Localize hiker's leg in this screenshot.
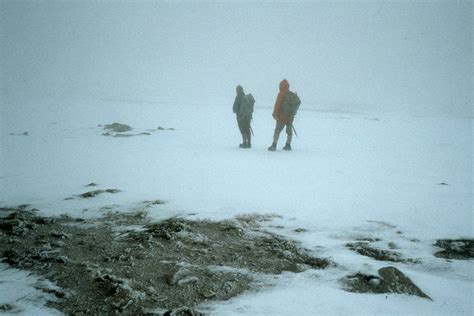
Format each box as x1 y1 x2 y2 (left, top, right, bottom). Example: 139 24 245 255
245 118 251 146
285 122 293 145
237 117 246 143
273 121 284 145
241 118 251 147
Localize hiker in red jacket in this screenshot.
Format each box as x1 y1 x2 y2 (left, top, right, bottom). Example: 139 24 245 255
268 79 300 151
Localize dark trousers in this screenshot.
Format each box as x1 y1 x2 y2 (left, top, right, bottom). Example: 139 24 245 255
273 120 292 145
237 116 251 144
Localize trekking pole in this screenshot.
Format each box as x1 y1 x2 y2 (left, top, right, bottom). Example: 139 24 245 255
292 125 299 139
250 126 254 136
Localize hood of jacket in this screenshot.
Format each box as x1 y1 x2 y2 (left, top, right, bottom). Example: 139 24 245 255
236 85 244 96
279 79 289 92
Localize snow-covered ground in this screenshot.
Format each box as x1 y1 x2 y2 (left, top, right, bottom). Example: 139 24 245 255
1 1 472 314
1 99 472 315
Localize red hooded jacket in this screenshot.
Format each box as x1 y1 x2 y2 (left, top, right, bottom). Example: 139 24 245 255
272 79 293 124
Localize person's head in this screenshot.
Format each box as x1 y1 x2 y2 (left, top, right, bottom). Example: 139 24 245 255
236 85 244 95
279 79 289 92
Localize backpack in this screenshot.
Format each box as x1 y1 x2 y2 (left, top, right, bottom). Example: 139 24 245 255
239 93 255 119
281 91 301 116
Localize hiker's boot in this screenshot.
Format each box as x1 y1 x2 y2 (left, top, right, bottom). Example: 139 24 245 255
240 141 249 149
268 143 277 151
241 134 250 148
239 134 246 148
283 143 292 151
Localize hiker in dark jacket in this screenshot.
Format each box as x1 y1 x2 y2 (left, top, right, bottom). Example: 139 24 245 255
233 85 254 148
268 79 298 151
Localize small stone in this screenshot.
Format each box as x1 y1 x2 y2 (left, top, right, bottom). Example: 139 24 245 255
293 228 307 233
0 303 13 311
177 276 199 286
368 277 381 287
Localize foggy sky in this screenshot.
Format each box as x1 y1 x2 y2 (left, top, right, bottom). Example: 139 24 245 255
1 1 472 117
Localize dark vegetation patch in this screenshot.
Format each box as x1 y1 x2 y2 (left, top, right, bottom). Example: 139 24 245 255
353 236 382 243
346 242 419 263
342 266 431 300
9 131 29 136
366 220 396 229
63 187 122 200
293 228 308 233
434 239 474 260
100 123 175 138
108 132 151 137
0 304 14 312
102 122 132 133
0 206 330 315
142 200 166 206
77 189 121 199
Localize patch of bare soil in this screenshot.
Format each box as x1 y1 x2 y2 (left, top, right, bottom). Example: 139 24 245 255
0 206 330 315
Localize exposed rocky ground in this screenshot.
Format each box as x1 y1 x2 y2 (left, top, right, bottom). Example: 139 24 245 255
63 187 122 201
433 239 474 260
342 266 431 300
1 204 472 315
346 241 420 263
0 206 329 315
100 122 174 138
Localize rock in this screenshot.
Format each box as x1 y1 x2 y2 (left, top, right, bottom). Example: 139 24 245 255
177 276 199 286
51 231 71 239
303 256 331 269
168 267 194 286
343 266 431 300
143 200 165 206
79 189 121 198
293 228 308 233
0 208 16 219
157 127 175 131
103 123 132 133
161 307 204 316
0 221 15 233
34 217 54 224
146 218 189 240
8 131 29 136
113 133 147 138
0 304 13 311
347 242 406 262
378 267 430 299
434 239 474 260
2 249 21 265
387 242 398 249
